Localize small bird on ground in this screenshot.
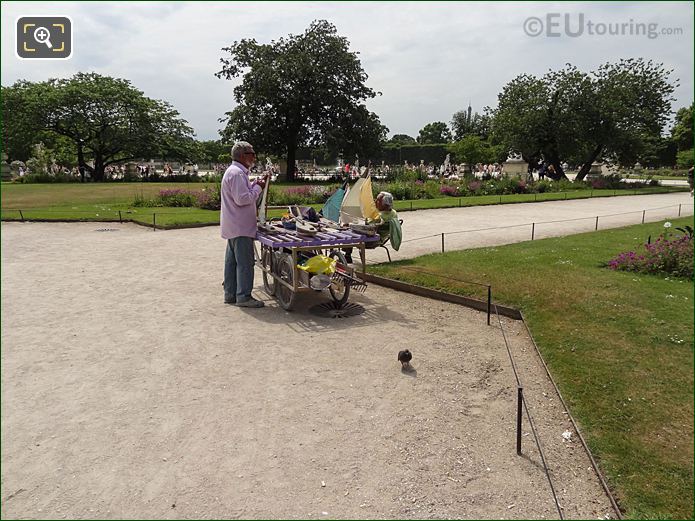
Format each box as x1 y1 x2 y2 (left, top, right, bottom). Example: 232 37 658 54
398 349 413 369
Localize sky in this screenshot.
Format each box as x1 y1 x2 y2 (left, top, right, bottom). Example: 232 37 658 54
2 1 693 141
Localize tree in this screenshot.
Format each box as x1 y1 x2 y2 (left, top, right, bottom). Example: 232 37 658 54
633 135 676 168
451 107 490 140
1 82 41 162
196 139 230 164
676 149 693 169
2 73 196 181
671 103 693 152
448 135 500 170
417 122 452 144
216 20 386 181
490 59 677 181
388 134 417 145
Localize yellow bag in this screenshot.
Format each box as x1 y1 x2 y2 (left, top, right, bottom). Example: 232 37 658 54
297 255 336 275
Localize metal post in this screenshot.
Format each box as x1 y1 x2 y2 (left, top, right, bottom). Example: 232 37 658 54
679 204 682 217
517 387 523 455
441 233 445 253
19 210 24 222
595 216 599 231
642 210 646 224
410 201 413 211
153 213 156 231
487 286 491 326
458 198 461 207
118 210 122 223
564 192 567 200
531 223 535 240
535 193 537 202
499 195 502 204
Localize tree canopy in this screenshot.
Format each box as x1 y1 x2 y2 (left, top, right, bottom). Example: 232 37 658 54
216 20 387 180
448 135 501 169
1 73 196 180
671 103 693 152
490 59 677 180
451 108 490 140
417 121 452 144
388 134 417 145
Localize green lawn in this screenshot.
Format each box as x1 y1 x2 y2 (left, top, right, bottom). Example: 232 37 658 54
368 217 694 520
1 182 686 228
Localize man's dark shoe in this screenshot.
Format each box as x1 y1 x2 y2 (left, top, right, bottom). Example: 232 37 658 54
224 298 236 304
235 297 265 308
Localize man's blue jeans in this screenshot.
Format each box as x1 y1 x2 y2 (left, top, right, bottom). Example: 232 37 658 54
224 237 255 303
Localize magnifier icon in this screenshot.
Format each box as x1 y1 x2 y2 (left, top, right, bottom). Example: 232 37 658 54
33 26 53 49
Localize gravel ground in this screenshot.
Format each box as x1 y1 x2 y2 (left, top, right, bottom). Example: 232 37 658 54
0 218 620 519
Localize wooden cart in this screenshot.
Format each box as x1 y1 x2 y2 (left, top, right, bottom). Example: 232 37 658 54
255 224 379 311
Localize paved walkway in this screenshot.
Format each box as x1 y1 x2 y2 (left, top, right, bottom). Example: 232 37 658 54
365 192 693 264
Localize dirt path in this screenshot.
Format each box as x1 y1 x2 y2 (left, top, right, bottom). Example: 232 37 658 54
1 221 618 519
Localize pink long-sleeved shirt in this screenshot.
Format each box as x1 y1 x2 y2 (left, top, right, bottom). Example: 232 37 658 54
220 161 262 239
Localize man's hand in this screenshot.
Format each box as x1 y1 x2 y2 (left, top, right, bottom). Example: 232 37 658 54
256 174 268 189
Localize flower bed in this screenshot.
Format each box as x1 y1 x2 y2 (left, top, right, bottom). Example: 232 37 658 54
133 186 221 210
130 175 671 212
607 223 694 279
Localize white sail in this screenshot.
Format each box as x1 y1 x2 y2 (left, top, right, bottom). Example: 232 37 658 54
339 175 379 225
258 176 270 225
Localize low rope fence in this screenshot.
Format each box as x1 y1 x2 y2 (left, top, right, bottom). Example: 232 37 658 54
2 197 692 238
396 202 693 254
493 304 565 519
393 186 688 212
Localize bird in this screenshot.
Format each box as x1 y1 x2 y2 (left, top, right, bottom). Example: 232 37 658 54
398 349 413 369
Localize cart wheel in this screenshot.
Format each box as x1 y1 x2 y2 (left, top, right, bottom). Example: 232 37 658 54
275 253 296 311
328 250 350 307
262 247 276 296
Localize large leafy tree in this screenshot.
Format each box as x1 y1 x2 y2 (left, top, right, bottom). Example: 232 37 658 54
216 20 386 181
2 73 195 181
417 121 452 144
491 59 676 180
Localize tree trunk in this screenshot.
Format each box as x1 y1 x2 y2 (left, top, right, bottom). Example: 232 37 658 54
76 143 90 182
575 144 604 182
286 144 297 182
544 151 568 181
92 153 105 182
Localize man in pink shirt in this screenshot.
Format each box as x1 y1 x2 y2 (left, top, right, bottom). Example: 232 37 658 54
221 141 267 308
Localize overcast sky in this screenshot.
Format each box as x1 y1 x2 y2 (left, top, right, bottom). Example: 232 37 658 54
2 1 693 140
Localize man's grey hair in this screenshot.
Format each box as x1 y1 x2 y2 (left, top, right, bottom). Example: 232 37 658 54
378 191 394 210
231 141 254 161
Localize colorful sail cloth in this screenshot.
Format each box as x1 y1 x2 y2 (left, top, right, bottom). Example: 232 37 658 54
340 175 379 225
320 181 348 223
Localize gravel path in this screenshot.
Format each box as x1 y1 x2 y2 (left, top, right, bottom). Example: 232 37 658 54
367 192 693 264
4 192 686 519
